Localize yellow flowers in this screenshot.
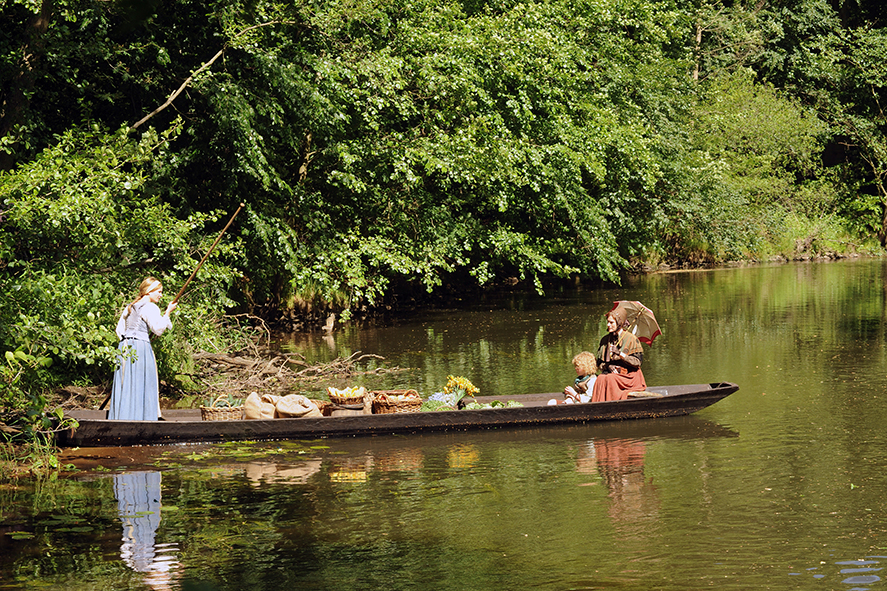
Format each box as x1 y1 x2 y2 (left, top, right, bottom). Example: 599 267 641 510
443 375 479 397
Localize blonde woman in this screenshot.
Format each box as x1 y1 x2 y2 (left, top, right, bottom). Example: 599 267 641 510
109 277 177 420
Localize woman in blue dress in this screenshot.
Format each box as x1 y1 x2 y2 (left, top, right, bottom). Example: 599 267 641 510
109 277 177 421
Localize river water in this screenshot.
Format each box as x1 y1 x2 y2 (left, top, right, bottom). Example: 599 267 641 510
3 259 887 590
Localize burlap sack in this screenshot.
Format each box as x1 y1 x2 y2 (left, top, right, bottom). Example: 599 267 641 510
275 394 323 418
243 392 276 420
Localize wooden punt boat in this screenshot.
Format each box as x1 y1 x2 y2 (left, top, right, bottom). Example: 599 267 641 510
57 382 738 447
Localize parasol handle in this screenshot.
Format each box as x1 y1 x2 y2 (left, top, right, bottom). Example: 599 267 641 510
172 202 245 305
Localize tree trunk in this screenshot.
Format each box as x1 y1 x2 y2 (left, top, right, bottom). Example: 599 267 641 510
879 186 887 248
693 20 702 82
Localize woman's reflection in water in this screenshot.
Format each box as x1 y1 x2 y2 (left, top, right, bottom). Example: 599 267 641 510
114 471 180 590
576 438 660 529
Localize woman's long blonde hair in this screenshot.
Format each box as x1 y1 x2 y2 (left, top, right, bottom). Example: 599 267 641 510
122 277 163 318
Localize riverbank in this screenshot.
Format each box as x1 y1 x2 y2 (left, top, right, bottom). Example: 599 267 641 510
273 249 884 332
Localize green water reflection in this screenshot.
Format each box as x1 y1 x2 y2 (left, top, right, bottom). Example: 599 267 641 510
4 259 887 590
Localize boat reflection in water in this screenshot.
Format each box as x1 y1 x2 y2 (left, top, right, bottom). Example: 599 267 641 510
113 471 180 590
243 460 323 486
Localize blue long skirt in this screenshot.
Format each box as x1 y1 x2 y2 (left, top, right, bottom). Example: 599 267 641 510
109 339 160 421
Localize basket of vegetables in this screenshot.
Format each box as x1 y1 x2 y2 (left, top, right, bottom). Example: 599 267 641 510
200 393 244 421
371 390 422 414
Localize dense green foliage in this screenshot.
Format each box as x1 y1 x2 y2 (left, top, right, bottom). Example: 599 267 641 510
2 0 887 433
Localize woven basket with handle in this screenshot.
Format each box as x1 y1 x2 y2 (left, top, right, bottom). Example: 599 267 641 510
371 390 422 414
200 393 244 421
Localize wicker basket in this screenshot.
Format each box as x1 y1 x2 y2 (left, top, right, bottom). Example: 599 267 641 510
311 399 334 416
372 389 423 414
328 394 365 406
327 386 367 406
200 405 244 421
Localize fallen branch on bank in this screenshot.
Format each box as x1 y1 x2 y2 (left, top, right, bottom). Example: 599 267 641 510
184 349 405 400
51 349 406 412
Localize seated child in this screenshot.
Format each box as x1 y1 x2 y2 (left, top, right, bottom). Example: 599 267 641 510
564 351 597 403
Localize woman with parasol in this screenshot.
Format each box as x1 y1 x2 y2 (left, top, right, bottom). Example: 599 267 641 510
591 306 647 402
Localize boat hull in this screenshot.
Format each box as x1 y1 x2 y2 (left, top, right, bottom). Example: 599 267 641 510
58 382 738 447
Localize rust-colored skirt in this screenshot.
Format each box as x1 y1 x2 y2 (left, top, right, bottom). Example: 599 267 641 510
591 369 646 402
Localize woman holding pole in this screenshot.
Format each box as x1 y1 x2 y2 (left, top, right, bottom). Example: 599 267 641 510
106 203 244 420
108 277 177 421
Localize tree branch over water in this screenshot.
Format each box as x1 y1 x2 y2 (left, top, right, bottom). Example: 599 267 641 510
131 20 288 130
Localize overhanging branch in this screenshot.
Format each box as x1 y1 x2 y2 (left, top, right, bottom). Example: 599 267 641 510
131 20 286 131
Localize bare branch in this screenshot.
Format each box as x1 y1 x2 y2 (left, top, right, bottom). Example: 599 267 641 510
131 20 288 130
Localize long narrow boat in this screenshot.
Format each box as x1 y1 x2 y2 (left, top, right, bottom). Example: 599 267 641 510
58 382 738 447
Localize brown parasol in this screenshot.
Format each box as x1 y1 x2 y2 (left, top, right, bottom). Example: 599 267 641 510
609 300 662 345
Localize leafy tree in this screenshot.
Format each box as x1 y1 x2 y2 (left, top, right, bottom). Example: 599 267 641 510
810 29 887 245
692 70 826 209
659 68 840 262
689 0 769 82
0 0 884 442
0 123 242 430
157 0 696 307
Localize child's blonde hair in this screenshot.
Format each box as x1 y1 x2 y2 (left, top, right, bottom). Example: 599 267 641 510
572 351 597 375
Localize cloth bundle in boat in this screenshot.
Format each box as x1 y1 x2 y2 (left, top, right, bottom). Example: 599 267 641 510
276 394 322 418
244 392 322 419
244 392 276 419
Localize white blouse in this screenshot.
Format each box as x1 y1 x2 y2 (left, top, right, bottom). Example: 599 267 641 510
115 300 172 341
